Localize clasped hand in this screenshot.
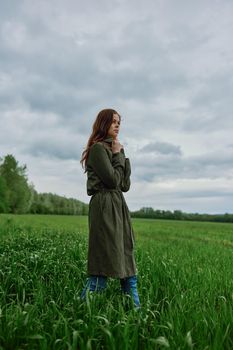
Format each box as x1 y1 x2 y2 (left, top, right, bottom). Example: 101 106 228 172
112 139 123 154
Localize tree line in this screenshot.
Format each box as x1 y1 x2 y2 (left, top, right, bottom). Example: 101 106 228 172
131 207 233 223
0 154 88 215
1 154 232 222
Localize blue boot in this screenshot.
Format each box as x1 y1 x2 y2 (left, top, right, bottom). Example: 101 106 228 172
81 275 107 299
120 275 140 308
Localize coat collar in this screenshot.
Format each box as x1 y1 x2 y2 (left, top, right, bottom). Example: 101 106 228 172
103 136 113 144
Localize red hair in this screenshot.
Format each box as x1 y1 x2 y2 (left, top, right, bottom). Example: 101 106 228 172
80 108 121 170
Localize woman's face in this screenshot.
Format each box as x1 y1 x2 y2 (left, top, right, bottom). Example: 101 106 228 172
107 113 121 139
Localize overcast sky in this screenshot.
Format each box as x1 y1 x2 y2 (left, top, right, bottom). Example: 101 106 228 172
0 0 233 213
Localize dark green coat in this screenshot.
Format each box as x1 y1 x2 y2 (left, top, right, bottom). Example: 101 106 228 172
86 136 137 278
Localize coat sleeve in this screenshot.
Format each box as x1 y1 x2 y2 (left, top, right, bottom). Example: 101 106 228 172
121 157 131 192
88 143 125 188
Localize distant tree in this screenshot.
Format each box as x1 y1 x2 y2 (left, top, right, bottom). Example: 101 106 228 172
173 210 183 220
0 154 32 213
0 175 8 213
131 207 233 223
28 190 88 215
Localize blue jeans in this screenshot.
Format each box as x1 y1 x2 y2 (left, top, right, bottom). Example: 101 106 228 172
81 275 140 307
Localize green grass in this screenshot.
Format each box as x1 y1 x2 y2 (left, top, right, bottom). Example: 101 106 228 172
0 214 233 349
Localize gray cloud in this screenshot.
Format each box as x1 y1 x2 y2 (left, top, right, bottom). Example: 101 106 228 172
140 142 182 155
23 137 81 161
132 148 233 182
0 0 233 212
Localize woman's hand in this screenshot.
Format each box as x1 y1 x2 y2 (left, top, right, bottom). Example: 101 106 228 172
112 139 123 154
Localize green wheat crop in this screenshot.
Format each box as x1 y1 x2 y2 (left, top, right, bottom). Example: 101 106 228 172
0 214 232 349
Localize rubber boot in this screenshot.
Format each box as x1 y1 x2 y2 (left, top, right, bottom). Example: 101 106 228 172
81 275 107 299
120 275 140 308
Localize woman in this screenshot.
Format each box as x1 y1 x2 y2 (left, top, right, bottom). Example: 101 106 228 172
80 108 140 308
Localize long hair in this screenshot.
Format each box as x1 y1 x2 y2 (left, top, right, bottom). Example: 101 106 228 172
80 108 121 170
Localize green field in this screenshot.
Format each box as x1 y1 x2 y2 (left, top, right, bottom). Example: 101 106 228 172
0 214 232 349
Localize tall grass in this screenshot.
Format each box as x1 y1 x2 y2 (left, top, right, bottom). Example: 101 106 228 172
0 214 232 349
